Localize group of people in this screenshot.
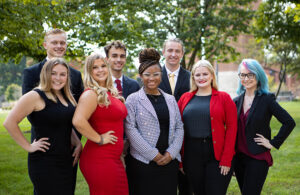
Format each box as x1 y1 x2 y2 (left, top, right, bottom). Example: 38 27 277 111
3 28 295 195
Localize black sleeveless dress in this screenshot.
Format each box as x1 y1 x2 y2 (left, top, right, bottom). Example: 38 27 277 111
27 89 75 195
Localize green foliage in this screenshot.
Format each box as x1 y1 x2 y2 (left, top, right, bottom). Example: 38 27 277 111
1 0 257 71
0 56 26 94
5 83 21 101
107 0 256 70
254 1 300 44
253 0 300 84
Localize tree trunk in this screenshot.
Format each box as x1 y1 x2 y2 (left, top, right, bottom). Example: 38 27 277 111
275 61 287 99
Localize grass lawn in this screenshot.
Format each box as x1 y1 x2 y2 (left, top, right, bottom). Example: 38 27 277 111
0 102 299 194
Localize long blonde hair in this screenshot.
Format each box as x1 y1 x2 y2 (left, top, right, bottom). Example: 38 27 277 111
84 53 124 107
190 60 218 92
38 58 76 106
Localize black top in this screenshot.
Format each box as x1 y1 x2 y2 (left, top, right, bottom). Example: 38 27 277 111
28 89 75 156
147 94 170 153
183 95 212 138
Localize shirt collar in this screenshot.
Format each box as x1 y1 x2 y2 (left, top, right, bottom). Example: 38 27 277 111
165 66 180 76
112 75 123 83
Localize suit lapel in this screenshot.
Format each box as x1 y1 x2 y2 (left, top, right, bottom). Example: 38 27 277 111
161 66 172 94
139 89 158 119
122 75 129 98
38 59 47 73
174 67 184 96
236 93 245 117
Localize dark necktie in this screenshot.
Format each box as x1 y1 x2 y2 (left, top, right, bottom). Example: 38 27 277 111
115 79 123 95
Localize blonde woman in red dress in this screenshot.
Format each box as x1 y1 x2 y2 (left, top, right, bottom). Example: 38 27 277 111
73 53 128 195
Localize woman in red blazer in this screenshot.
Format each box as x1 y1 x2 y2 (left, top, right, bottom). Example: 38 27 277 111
178 60 237 195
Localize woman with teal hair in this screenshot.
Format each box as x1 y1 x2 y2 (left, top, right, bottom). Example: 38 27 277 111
233 59 295 195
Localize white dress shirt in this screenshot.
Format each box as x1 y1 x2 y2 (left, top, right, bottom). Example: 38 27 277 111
165 66 180 86
112 75 123 88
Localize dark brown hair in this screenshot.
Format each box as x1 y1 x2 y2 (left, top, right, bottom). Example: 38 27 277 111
138 48 161 74
104 40 127 57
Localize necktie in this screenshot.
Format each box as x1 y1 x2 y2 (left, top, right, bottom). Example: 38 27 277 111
169 73 175 95
115 79 123 95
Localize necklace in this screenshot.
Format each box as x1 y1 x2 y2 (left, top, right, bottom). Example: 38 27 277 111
244 95 254 108
147 94 161 102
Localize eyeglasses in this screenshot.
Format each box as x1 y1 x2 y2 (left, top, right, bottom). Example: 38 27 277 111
238 73 255 80
142 72 162 78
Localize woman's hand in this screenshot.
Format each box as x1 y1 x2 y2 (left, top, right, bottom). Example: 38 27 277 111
101 131 118 145
179 167 185 175
153 153 164 163
29 138 50 153
254 133 273 149
219 166 230 175
72 142 82 166
157 152 172 166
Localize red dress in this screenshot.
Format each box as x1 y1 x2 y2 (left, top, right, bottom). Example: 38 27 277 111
79 91 128 195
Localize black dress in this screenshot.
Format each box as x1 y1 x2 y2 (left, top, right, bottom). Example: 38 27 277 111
27 89 75 195
127 94 179 195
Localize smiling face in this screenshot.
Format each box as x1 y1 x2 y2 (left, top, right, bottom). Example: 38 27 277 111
240 65 257 91
140 65 162 93
162 41 184 69
193 66 213 90
51 64 68 92
106 47 126 74
43 33 67 59
91 59 108 87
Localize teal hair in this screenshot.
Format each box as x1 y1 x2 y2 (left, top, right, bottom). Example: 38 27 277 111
237 59 269 95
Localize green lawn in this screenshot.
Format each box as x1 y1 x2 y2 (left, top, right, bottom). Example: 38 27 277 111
0 102 299 194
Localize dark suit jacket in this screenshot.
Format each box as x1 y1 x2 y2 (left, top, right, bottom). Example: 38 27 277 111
122 75 140 100
234 92 295 155
159 66 191 102
22 59 84 102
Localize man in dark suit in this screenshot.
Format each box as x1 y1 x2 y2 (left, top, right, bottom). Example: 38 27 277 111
159 38 190 102
159 38 192 195
104 40 140 100
22 28 84 194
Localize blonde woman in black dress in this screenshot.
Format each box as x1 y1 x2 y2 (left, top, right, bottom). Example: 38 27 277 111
4 58 82 195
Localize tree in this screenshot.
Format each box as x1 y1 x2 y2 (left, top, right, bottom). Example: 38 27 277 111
1 0 257 71
266 41 299 97
5 83 21 101
254 0 300 45
97 0 257 70
253 0 300 97
0 0 89 62
0 56 26 94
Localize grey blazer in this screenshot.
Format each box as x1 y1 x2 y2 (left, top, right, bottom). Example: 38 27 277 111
125 88 184 164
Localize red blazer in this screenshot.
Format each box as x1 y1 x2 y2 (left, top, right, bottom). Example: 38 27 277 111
178 89 237 167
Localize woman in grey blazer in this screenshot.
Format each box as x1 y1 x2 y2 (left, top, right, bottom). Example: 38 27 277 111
125 48 184 195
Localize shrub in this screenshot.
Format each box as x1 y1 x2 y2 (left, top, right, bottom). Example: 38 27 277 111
5 84 21 102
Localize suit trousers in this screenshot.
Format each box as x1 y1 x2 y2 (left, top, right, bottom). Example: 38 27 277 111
233 153 269 195
184 137 233 195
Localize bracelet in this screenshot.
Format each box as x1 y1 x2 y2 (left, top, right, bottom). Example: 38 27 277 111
97 134 103 145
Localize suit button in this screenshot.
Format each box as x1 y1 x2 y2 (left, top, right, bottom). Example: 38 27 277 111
212 129 214 132
211 117 213 120
213 141 216 144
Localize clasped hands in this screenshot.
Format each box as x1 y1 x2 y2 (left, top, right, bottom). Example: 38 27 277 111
153 152 172 166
